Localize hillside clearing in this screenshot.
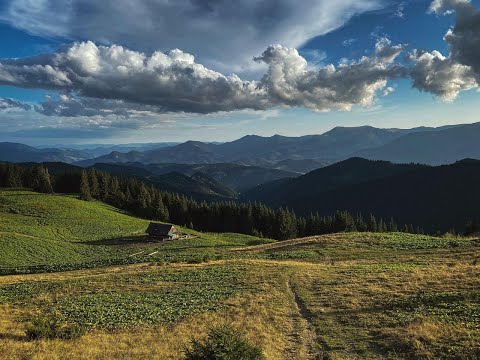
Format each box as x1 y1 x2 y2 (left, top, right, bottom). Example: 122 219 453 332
0 189 479 359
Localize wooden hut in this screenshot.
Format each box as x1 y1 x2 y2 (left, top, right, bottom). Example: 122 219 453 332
146 223 179 240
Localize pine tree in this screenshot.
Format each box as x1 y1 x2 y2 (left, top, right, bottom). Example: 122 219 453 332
31 166 53 193
355 213 367 232
388 217 398 232
345 212 357 232
88 170 100 197
367 214 378 232
80 170 92 201
99 173 111 200
5 164 23 188
404 224 415 234
154 196 170 222
274 208 297 240
377 218 386 233
297 217 307 237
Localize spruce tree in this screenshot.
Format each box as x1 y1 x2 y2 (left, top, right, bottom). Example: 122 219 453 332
377 218 386 233
274 208 297 240
31 166 53 193
6 164 23 188
388 217 398 232
367 214 378 232
80 170 92 201
355 213 367 232
88 170 100 197
155 197 170 222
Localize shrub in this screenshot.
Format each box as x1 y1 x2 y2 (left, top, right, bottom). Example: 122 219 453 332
184 324 263 360
26 313 85 340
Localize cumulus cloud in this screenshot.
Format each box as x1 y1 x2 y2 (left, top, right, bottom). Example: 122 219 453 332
255 38 405 111
408 0 480 99
0 42 267 113
0 97 31 111
0 0 383 74
407 50 477 101
0 39 405 115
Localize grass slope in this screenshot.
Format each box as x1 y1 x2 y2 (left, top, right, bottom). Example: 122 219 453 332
0 189 479 359
0 189 272 272
0 189 149 269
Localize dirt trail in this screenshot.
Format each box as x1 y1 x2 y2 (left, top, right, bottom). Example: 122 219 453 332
288 279 324 360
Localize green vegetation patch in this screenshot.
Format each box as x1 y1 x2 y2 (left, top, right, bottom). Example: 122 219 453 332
391 291 480 327
0 189 273 273
0 265 247 330
257 250 320 260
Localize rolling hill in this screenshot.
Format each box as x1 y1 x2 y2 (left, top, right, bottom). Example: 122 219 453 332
16 162 239 201
92 162 296 192
152 171 238 199
244 158 480 232
267 158 329 173
0 189 148 269
243 158 426 205
0 189 268 272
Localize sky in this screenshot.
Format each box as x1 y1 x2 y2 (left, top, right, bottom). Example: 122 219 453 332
0 0 480 145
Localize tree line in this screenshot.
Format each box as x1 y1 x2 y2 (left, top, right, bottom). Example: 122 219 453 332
0 163 426 239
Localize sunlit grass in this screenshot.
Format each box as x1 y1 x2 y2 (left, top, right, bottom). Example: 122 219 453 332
1 189 479 359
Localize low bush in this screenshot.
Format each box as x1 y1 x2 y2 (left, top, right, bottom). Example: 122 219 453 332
25 313 85 340
184 324 263 360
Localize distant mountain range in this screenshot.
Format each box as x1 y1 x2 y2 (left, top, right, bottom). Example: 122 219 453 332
0 142 89 163
76 125 431 168
244 157 480 232
0 142 183 164
2 122 480 174
354 122 480 165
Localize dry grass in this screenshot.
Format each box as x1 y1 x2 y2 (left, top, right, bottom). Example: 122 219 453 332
1 232 479 359
0 261 307 360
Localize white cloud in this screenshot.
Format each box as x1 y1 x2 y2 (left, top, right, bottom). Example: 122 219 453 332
408 0 480 99
0 42 268 113
0 0 383 74
428 0 470 14
255 38 405 111
408 50 477 101
0 39 405 115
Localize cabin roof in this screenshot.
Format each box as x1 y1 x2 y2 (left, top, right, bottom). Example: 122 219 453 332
147 222 176 234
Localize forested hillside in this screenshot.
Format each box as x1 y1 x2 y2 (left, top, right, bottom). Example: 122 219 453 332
0 162 421 240
246 158 480 233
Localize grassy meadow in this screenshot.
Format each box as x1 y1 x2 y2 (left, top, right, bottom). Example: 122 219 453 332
0 189 479 359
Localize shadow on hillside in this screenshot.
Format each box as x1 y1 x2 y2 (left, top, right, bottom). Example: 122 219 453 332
81 234 198 247
81 235 158 246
